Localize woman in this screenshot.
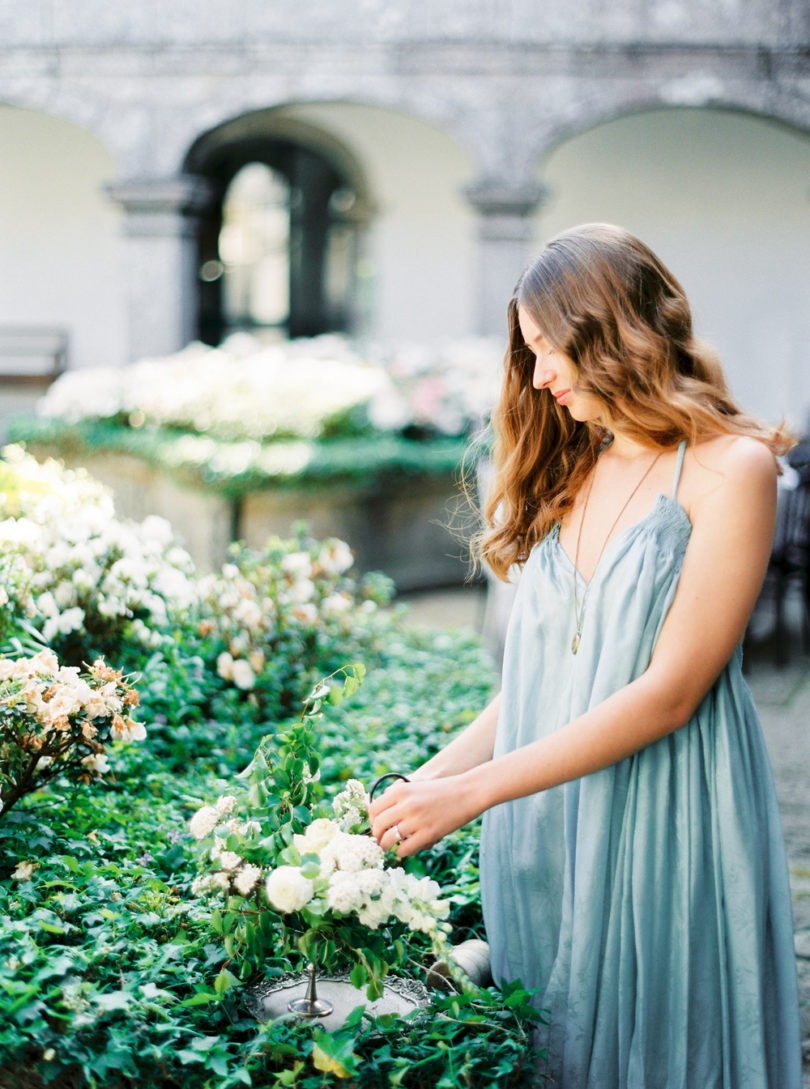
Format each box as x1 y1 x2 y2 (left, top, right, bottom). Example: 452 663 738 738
369 224 802 1088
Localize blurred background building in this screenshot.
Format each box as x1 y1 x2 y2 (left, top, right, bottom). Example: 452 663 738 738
0 0 808 427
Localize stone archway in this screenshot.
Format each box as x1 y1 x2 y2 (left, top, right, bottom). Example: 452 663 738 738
184 109 375 344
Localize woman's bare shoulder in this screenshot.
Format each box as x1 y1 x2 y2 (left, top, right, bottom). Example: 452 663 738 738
682 434 777 513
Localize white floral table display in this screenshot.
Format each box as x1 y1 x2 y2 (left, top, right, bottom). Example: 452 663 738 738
189 666 453 1007
36 333 502 443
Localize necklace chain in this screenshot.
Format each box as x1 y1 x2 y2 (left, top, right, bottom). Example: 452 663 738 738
571 450 662 654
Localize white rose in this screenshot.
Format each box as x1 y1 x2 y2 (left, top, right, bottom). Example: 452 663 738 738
233 598 262 629
293 817 339 855
265 866 314 913
321 592 352 617
318 540 353 576
286 578 316 604
290 603 318 625
216 652 234 681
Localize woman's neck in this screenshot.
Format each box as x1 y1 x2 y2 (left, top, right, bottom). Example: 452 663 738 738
602 429 659 460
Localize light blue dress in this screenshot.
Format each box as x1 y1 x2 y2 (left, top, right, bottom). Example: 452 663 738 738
479 442 802 1088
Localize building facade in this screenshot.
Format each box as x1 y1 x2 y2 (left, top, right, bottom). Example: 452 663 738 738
0 0 809 426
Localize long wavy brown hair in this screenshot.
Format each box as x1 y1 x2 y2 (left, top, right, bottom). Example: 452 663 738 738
479 223 791 581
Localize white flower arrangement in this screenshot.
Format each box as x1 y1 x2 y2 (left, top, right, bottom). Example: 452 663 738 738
36 333 502 441
190 775 451 949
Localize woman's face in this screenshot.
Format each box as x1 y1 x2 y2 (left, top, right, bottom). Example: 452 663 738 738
517 306 607 425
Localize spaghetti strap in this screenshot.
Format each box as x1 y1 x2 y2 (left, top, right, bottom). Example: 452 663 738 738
671 440 687 500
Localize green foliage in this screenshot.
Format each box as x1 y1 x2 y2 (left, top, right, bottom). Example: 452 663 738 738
7 416 469 498
0 630 543 1089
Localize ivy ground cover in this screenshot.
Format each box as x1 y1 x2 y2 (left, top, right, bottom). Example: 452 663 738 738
0 448 541 1089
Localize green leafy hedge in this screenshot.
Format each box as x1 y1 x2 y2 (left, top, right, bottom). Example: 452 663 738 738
6 417 473 499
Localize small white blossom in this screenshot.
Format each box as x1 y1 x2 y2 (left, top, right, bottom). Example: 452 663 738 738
230 658 256 690
81 752 111 775
12 860 36 881
233 864 262 896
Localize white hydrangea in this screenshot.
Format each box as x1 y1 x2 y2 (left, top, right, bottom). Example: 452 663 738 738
319 831 384 874
325 870 363 914
233 864 262 897
215 794 238 816
189 805 220 841
216 850 243 872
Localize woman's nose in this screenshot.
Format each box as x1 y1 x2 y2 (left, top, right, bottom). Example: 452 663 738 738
533 360 555 390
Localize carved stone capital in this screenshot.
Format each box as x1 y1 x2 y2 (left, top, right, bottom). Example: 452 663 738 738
463 181 550 219
105 175 215 236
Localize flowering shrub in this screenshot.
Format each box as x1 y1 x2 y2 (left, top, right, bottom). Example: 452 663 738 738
189 667 452 998
0 445 196 664
196 533 392 713
0 649 143 817
36 333 501 442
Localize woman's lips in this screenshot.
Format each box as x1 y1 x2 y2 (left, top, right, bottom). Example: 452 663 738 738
553 389 571 405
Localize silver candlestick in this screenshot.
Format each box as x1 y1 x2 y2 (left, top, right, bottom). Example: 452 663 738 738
287 961 334 1018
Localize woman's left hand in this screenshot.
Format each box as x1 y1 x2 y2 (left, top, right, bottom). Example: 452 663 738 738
368 773 482 858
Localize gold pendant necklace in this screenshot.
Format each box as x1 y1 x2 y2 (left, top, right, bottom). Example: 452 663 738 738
571 450 662 654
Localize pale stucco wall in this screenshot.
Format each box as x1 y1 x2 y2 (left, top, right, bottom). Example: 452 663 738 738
535 109 810 430
277 103 477 344
0 105 125 370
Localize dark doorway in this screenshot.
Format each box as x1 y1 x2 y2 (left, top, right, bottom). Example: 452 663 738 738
191 135 361 346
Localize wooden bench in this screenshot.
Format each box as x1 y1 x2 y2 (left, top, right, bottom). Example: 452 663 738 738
0 326 68 385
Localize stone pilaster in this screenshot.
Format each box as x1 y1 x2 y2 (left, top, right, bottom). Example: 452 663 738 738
105 175 213 361
464 182 548 336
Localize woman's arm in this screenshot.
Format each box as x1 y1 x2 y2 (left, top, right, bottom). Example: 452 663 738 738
370 436 777 856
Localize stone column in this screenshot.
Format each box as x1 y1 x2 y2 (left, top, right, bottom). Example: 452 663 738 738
464 182 548 336
105 175 213 361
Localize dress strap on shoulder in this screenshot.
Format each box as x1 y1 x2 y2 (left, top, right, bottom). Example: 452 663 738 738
672 439 687 500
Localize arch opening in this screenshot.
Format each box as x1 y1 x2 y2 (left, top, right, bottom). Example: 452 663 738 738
185 110 372 344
